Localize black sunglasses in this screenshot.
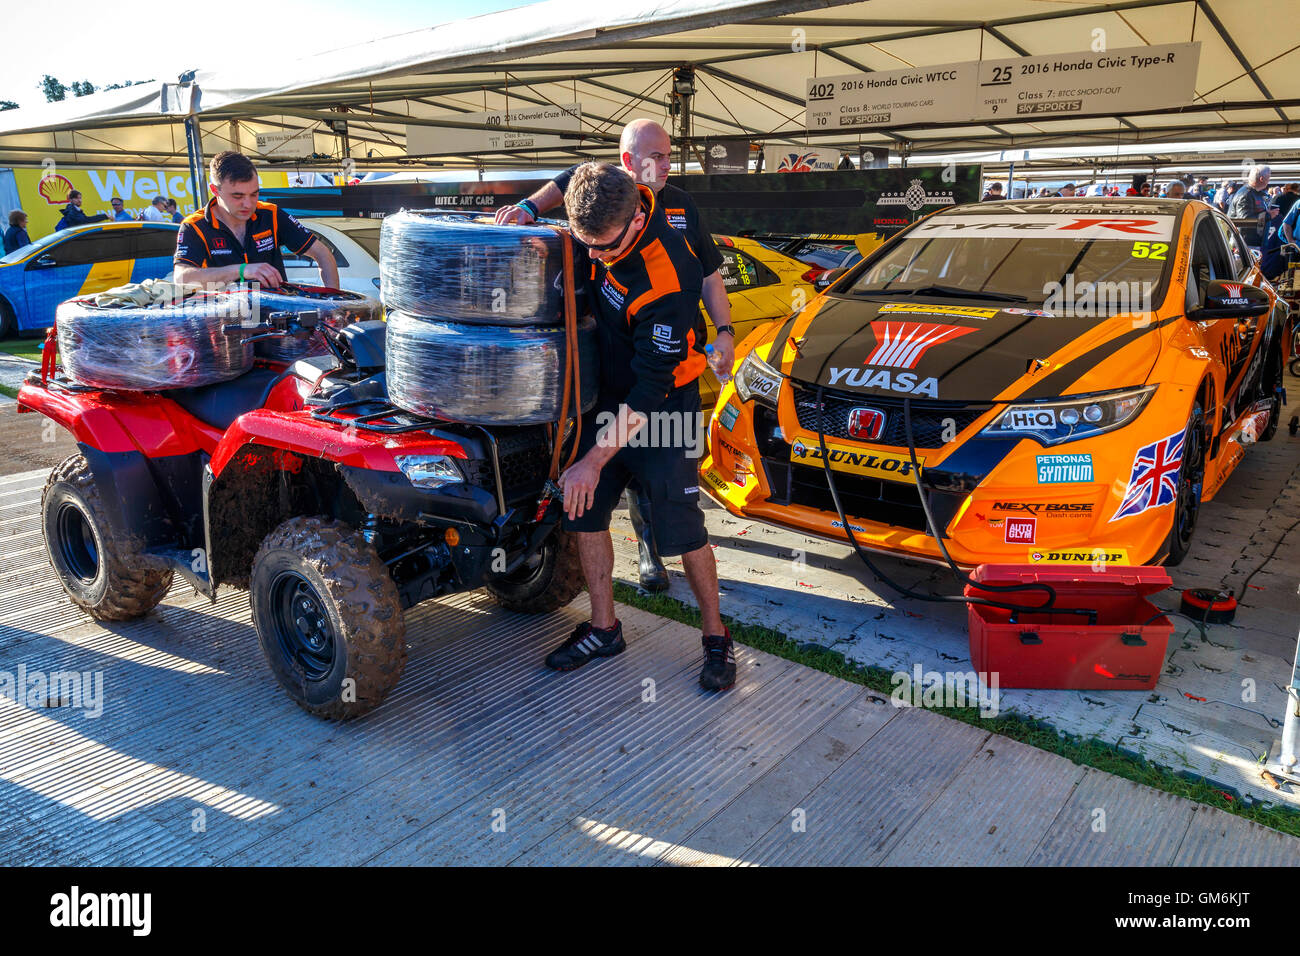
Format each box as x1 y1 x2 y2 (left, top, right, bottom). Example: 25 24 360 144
576 206 639 252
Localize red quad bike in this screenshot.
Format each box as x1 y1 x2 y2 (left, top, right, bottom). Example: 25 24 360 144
18 302 584 719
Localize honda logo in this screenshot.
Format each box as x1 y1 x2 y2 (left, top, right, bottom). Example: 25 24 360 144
847 407 886 441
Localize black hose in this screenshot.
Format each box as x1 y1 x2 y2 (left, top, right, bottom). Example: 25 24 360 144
812 385 1089 618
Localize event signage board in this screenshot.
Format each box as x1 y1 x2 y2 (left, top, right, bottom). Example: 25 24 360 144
407 103 582 156
12 167 293 237
762 146 842 172
255 129 317 158
704 138 751 174
806 42 1200 129
672 165 982 236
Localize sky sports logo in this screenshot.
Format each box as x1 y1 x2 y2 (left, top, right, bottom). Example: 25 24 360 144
1037 453 1093 483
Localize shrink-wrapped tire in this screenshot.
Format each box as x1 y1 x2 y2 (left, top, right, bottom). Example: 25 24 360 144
249 284 381 361
386 311 598 425
56 293 254 390
380 212 563 325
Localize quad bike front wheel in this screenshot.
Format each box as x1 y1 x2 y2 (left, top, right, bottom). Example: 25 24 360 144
250 517 406 719
41 454 174 620
484 527 584 614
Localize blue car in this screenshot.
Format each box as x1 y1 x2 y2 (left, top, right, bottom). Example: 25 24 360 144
0 221 179 337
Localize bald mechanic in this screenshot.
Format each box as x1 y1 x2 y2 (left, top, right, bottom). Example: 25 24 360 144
496 119 734 594
174 150 339 290
544 162 736 691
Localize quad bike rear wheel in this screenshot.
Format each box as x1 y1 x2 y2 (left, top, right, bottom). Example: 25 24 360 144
41 454 174 620
250 517 406 719
484 527 584 614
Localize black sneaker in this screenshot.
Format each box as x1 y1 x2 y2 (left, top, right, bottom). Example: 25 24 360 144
700 628 736 691
545 620 626 671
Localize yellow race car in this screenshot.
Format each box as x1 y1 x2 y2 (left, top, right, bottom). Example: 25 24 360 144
699 235 815 410
702 198 1286 568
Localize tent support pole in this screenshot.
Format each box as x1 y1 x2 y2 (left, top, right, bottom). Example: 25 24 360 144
185 115 205 214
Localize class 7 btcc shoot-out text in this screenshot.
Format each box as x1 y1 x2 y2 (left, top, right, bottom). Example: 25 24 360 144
699 197 1286 568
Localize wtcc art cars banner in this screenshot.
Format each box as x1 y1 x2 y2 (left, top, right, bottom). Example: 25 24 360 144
672 165 982 237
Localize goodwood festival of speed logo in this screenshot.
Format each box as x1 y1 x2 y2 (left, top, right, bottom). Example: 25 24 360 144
877 178 957 213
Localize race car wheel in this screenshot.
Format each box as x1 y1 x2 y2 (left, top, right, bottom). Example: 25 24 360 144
0 298 16 339
484 528 584 613
42 455 174 620
1164 404 1206 567
250 517 406 719
1258 343 1284 442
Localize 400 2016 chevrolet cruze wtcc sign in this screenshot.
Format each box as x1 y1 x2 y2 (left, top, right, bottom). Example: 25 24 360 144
700 198 1286 568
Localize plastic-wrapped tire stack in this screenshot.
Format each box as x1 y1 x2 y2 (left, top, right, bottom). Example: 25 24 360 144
56 291 255 390
250 284 380 362
380 212 597 426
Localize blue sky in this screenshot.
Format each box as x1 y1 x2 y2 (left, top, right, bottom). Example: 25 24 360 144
0 0 544 108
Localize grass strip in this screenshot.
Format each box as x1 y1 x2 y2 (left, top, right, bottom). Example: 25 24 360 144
0 342 42 363
612 579 1300 840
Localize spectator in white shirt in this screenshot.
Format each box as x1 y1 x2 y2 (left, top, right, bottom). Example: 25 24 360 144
138 196 170 222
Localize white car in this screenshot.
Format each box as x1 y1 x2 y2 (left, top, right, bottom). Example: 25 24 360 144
289 217 382 297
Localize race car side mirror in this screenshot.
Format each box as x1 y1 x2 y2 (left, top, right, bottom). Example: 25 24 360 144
814 266 849 292
1189 280 1271 320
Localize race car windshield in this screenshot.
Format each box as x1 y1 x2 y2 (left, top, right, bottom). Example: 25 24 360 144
849 215 1176 309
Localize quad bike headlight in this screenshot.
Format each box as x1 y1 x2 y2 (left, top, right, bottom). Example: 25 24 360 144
979 386 1155 446
395 454 463 489
734 348 783 409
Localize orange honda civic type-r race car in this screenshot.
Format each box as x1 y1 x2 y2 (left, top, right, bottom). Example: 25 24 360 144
701 198 1288 569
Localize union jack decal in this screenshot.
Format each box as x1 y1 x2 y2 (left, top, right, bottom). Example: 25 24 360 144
1110 428 1186 522
865 322 976 370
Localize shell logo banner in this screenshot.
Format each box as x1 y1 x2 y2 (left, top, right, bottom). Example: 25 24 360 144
13 167 293 238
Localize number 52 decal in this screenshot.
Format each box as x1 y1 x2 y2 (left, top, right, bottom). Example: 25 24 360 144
1131 241 1168 260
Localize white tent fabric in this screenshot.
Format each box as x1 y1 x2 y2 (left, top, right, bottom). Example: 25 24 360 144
0 0 1294 169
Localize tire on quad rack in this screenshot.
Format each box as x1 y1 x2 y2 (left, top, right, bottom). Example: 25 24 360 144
250 516 406 719
41 454 174 620
484 528 585 614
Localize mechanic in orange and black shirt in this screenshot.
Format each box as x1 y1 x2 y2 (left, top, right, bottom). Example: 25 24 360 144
173 150 338 290
544 162 737 692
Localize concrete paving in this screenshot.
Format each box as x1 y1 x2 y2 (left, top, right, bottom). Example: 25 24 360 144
0 465 1297 865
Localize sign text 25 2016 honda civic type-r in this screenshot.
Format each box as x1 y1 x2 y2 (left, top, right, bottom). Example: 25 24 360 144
701 198 1286 568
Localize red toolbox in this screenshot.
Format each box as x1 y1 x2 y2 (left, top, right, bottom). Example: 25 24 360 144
964 564 1174 690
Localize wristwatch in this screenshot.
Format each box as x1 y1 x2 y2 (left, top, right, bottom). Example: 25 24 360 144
715 324 735 336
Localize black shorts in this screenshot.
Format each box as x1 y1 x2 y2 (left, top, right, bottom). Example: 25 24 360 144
562 385 708 557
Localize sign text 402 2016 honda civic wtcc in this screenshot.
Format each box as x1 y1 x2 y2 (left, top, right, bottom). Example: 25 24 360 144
701 199 1287 568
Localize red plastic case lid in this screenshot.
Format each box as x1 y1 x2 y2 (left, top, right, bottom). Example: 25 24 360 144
967 563 1172 598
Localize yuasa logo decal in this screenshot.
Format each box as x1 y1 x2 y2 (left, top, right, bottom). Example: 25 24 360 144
865 322 975 369
1110 428 1185 521
825 367 939 397
1004 516 1036 543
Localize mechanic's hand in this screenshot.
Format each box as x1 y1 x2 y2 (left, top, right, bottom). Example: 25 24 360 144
709 331 735 379
243 262 283 289
494 204 536 226
559 457 600 520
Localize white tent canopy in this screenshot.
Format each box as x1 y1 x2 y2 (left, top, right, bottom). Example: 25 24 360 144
0 0 1295 171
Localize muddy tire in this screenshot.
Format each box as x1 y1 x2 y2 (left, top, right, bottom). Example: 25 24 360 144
1163 404 1206 567
484 527 584 613
42 455 173 620
250 517 406 720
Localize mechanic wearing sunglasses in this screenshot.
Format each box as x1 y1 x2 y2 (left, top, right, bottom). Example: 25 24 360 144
497 119 733 594
544 162 736 692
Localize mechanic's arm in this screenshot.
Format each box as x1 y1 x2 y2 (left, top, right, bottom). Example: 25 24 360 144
173 261 283 288
495 181 564 225
302 241 339 289
701 269 734 376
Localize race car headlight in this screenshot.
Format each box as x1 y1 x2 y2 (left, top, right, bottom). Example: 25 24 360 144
395 454 463 489
979 386 1155 446
734 349 783 408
